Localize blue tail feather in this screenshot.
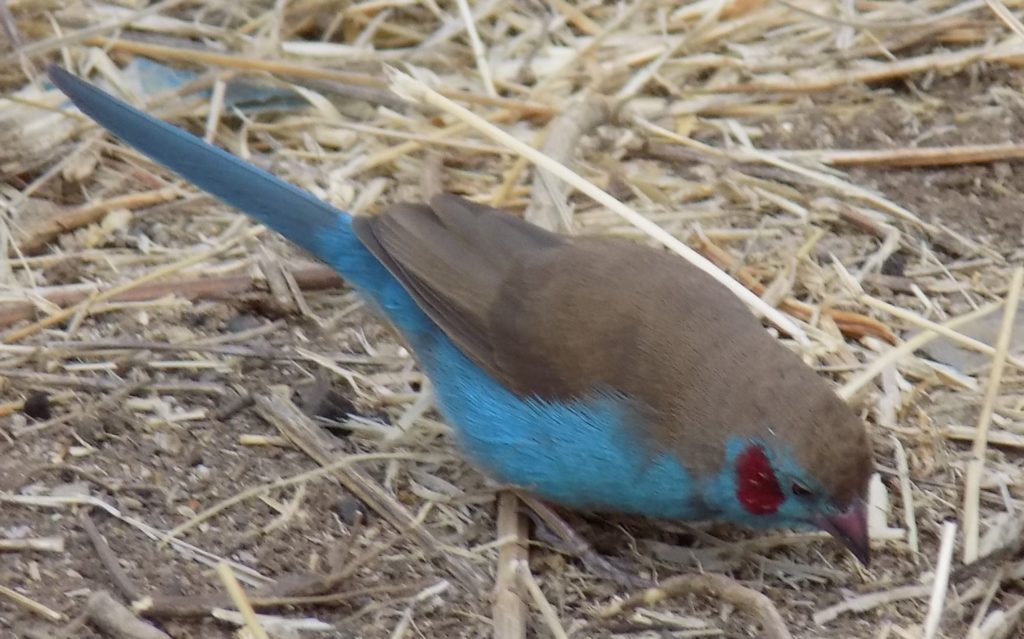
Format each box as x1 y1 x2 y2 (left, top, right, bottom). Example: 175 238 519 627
47 65 433 337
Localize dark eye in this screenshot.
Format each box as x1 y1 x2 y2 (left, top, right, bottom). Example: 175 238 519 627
791 482 813 498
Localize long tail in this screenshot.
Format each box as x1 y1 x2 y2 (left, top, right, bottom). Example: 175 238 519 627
48 65 428 333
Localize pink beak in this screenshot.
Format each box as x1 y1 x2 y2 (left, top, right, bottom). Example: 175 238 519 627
813 499 870 565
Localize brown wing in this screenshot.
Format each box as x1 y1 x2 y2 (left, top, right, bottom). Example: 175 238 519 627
352 194 565 378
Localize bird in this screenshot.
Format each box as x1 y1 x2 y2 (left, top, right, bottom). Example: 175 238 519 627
48 65 873 564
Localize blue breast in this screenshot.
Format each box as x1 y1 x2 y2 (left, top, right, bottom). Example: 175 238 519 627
422 337 702 518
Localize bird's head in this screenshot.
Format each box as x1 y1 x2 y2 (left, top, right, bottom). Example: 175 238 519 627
683 346 875 564
724 438 871 564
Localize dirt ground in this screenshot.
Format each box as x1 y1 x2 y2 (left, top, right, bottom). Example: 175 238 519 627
764 68 1024 253
3 10 1024 639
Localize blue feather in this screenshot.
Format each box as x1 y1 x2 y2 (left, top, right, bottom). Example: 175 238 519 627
49 66 416 333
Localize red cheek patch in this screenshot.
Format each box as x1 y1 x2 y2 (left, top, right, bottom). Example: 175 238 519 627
736 445 784 515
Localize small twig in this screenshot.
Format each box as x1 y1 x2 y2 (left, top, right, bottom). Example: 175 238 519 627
299 77 410 111
985 0 1024 38
239 434 291 447
530 0 654 94
967 566 1006 637
86 591 170 639
81 511 143 601
0 536 64 553
46 612 90 639
43 339 286 361
257 253 299 314
526 97 613 232
420 151 445 199
515 561 569 639
923 521 958 639
3 227 260 343
145 529 411 616
79 36 555 117
493 492 527 639
455 0 496 96
137 583 426 618
813 584 933 625
859 295 1024 372
517 491 643 587
771 142 1024 168
389 605 415 639
216 562 269 639
0 0 25 47
0 584 62 622
976 596 1024 638
0 494 270 588
635 114 996 260
158 448 426 544
942 425 1024 450
838 302 1004 401
0 398 26 418
598 573 793 639
212 608 333 635
13 188 181 255
547 0 600 34
208 390 256 420
0 263 343 330
891 437 919 557
202 77 226 144
317 531 412 596
711 39 1024 95
963 267 1024 564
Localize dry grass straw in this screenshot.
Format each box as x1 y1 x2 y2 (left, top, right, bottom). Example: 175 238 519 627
923 521 958 639
0 536 64 553
3 0 1024 638
961 267 1024 564
514 561 570 639
0 584 63 622
493 492 528 639
216 561 270 639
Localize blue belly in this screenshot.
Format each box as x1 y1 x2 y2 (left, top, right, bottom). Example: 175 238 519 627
416 334 700 518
